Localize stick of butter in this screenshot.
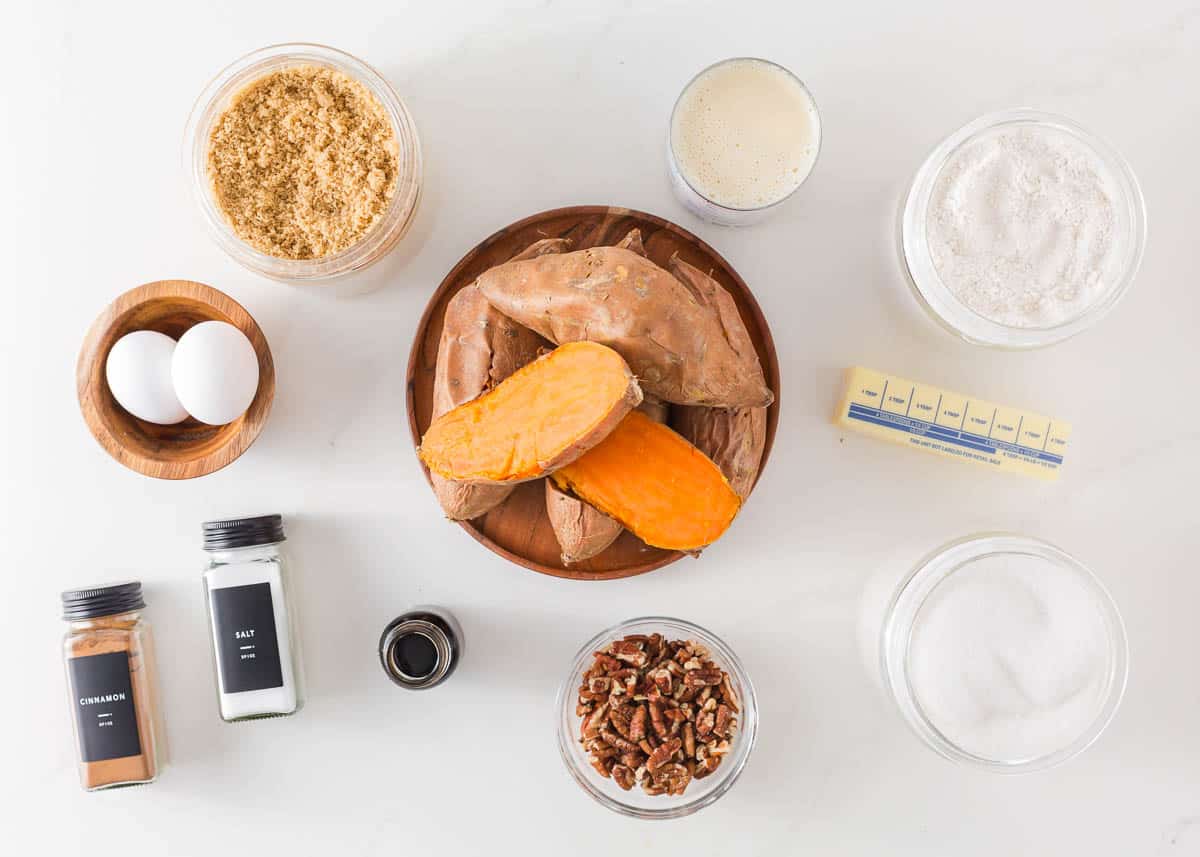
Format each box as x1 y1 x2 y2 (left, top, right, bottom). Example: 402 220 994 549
835 367 1071 480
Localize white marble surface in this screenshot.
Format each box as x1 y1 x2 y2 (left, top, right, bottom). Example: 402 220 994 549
4 0 1200 852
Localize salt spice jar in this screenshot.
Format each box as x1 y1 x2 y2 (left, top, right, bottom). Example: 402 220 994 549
61 581 165 790
201 515 305 721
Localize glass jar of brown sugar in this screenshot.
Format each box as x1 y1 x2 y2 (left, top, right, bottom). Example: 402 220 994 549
61 581 165 790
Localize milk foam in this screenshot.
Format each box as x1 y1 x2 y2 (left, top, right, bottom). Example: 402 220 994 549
670 59 819 210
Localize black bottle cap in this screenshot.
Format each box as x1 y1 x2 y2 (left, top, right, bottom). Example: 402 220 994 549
202 515 285 551
61 580 145 620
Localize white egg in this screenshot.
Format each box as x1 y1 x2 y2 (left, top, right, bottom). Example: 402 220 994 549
172 321 260 425
105 331 190 425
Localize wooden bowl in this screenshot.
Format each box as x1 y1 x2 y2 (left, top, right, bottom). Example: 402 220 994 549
406 206 780 580
77 280 275 480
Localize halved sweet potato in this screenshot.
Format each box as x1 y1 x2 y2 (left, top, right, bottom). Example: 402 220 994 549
546 395 670 564
420 341 642 484
551 410 741 551
428 238 567 519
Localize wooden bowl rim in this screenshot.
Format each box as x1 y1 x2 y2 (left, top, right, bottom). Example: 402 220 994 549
406 205 780 581
76 279 275 480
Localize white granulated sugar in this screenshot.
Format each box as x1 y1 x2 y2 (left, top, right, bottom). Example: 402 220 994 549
926 125 1122 328
907 554 1110 762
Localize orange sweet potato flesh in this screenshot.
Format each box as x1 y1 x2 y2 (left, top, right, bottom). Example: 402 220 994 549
546 396 669 564
551 410 741 551
420 341 642 484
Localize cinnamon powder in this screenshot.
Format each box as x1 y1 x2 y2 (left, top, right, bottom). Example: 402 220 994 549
66 615 160 789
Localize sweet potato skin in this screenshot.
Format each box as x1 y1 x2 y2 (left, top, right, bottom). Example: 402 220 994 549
551 410 741 552
544 480 621 564
429 238 568 519
420 342 643 484
672 406 766 499
475 246 773 408
546 396 669 564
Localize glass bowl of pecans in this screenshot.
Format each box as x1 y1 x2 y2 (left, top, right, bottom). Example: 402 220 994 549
555 617 758 819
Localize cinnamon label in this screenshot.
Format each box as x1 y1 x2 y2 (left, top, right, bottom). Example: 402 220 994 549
68 651 142 762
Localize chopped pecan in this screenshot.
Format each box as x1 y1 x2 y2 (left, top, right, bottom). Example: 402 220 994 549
619 751 645 769
609 703 633 739
683 722 696 758
592 652 621 672
647 737 682 773
581 701 609 740
588 676 612 694
648 701 667 738
576 634 738 800
684 668 724 688
629 704 648 742
600 728 640 753
654 762 692 796
720 674 740 713
714 704 733 737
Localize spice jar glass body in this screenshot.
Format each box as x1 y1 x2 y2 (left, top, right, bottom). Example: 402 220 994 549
61 583 165 791
202 516 305 721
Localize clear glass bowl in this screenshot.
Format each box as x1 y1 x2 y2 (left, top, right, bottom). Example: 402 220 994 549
555 617 758 819
183 43 423 283
881 534 1129 773
898 109 1146 348
666 57 821 226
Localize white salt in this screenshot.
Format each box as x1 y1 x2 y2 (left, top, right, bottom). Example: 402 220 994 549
907 553 1110 762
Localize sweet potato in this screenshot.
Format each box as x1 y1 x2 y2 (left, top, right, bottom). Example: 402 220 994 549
475 246 773 408
551 410 741 552
672 406 766 499
420 342 642 484
428 238 567 519
543 230 659 564
666 255 768 499
546 396 669 564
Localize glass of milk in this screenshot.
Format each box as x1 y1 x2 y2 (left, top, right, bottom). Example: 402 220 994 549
668 58 821 226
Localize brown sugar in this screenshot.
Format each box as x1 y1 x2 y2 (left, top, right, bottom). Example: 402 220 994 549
206 65 400 260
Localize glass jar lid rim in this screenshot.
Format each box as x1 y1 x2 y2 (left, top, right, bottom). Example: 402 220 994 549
62 580 145 620
202 514 286 550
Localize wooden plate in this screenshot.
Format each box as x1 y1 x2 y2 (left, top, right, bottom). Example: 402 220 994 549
406 206 780 580
77 280 275 480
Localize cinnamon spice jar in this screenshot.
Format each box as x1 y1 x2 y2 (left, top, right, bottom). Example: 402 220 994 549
61 581 164 790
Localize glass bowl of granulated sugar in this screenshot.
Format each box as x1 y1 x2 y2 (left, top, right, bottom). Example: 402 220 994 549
898 109 1146 349
882 534 1129 773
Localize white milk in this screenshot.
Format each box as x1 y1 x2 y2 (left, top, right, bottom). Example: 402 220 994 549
907 553 1111 762
670 59 820 217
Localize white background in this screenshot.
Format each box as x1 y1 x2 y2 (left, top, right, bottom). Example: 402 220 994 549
3 0 1199 853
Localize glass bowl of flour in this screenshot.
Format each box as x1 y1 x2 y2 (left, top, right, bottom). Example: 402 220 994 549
899 110 1146 348
881 535 1128 773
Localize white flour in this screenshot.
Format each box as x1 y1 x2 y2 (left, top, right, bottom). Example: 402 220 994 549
926 125 1122 328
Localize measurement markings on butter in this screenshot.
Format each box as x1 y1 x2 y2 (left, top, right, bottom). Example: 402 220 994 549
836 367 1071 480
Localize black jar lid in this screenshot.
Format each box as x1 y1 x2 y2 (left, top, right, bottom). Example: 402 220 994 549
61 580 145 620
202 514 285 551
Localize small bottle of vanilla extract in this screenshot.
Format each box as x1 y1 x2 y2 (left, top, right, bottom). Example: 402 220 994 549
378 607 463 690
